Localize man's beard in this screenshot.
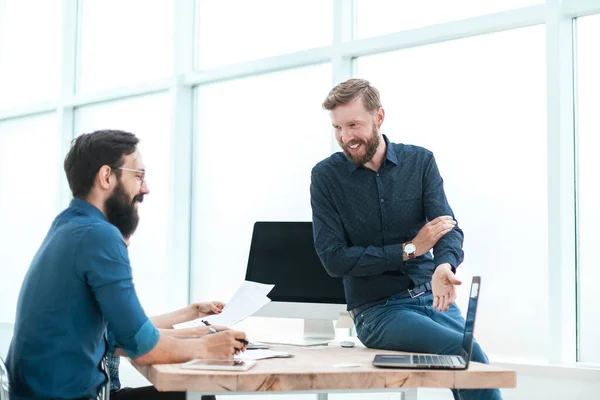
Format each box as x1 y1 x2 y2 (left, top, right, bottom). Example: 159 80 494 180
105 181 143 238
341 123 381 166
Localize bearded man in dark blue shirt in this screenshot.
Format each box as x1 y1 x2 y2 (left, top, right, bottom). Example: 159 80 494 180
310 79 501 400
7 130 246 400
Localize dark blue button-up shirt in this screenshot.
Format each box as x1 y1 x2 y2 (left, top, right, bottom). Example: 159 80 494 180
7 199 158 400
310 135 464 311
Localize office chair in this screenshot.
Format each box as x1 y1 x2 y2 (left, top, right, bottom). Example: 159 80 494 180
0 356 9 400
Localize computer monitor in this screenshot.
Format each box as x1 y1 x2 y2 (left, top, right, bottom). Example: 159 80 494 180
245 221 347 345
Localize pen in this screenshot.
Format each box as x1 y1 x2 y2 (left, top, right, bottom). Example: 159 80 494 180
202 320 249 345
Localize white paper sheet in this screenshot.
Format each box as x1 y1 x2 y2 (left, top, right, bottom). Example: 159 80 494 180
235 350 293 361
174 280 274 329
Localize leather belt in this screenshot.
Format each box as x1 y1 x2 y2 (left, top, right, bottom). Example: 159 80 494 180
348 282 432 320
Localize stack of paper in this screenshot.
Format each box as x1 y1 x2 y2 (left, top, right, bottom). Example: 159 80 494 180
174 281 274 329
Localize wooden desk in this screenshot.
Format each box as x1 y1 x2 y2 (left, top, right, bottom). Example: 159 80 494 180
130 343 516 399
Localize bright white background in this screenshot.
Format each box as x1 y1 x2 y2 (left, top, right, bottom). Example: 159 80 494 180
196 0 333 69
355 0 543 38
191 64 332 302
0 114 62 322
0 0 61 109
574 13 600 364
77 0 173 93
1 0 600 398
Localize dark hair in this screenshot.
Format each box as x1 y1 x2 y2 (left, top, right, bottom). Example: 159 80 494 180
64 130 139 199
322 78 382 113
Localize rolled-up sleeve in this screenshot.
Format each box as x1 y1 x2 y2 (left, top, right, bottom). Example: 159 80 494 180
106 320 158 358
76 224 159 359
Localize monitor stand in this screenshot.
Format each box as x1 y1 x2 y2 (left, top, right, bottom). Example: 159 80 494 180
260 319 335 346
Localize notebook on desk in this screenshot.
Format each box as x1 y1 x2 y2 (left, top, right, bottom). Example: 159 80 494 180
372 276 481 370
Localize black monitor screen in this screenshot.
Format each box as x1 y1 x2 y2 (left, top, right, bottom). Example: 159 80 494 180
245 222 346 304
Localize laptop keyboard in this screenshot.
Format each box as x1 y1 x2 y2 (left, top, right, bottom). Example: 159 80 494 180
412 354 453 366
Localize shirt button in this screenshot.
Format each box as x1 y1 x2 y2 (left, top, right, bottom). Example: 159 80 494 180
380 199 384 203
376 173 380 177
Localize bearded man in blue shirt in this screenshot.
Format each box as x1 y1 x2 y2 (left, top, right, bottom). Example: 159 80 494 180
7 130 246 400
310 79 502 400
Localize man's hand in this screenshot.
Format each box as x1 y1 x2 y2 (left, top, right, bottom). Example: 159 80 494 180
431 263 462 312
412 216 456 256
190 301 226 318
196 330 247 359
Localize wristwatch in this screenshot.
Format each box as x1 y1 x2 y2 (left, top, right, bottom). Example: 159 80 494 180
403 241 417 259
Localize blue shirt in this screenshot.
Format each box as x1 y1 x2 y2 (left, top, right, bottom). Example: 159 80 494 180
7 199 159 400
310 136 464 311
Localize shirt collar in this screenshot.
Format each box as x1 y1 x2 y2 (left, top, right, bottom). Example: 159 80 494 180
70 198 107 221
346 134 398 173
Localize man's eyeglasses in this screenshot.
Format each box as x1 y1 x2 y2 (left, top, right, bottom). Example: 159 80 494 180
115 167 146 186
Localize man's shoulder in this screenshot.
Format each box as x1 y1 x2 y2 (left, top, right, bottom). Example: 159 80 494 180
81 221 123 246
390 142 434 158
47 208 116 244
312 152 347 175
74 219 128 273
65 214 123 250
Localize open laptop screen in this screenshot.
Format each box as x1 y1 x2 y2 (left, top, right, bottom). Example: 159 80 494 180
460 277 481 364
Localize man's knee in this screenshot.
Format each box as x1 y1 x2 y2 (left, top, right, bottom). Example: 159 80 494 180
469 341 490 364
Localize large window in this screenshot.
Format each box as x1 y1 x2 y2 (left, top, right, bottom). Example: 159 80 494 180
355 0 543 39
196 0 332 70
77 0 173 92
0 0 61 109
357 26 547 362
0 114 63 322
191 65 332 303
576 14 600 364
73 93 176 316
2 0 600 375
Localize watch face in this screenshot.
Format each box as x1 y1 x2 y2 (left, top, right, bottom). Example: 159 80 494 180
405 243 416 254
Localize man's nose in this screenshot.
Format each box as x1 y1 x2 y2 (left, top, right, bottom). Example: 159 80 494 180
141 180 150 195
340 128 354 143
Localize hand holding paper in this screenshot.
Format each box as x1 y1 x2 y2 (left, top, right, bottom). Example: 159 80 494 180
174 281 274 329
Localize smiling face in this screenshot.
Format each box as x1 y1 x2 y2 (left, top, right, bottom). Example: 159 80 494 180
330 96 385 166
105 150 149 238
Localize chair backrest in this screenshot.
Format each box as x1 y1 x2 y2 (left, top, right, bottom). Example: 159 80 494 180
0 356 9 400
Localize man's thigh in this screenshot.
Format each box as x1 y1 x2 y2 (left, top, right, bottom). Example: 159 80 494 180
355 298 464 355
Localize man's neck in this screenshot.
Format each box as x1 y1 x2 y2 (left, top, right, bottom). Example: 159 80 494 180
83 194 107 218
364 137 387 172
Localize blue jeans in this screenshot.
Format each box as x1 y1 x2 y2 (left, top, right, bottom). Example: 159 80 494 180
354 292 502 400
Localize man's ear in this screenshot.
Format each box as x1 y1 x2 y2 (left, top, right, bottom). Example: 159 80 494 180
97 165 114 190
377 107 385 128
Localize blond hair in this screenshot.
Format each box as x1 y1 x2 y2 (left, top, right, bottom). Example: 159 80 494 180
322 78 381 113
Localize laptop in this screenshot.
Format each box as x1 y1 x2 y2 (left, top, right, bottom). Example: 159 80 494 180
372 276 481 370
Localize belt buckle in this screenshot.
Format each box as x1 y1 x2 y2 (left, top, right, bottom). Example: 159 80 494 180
408 288 424 298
